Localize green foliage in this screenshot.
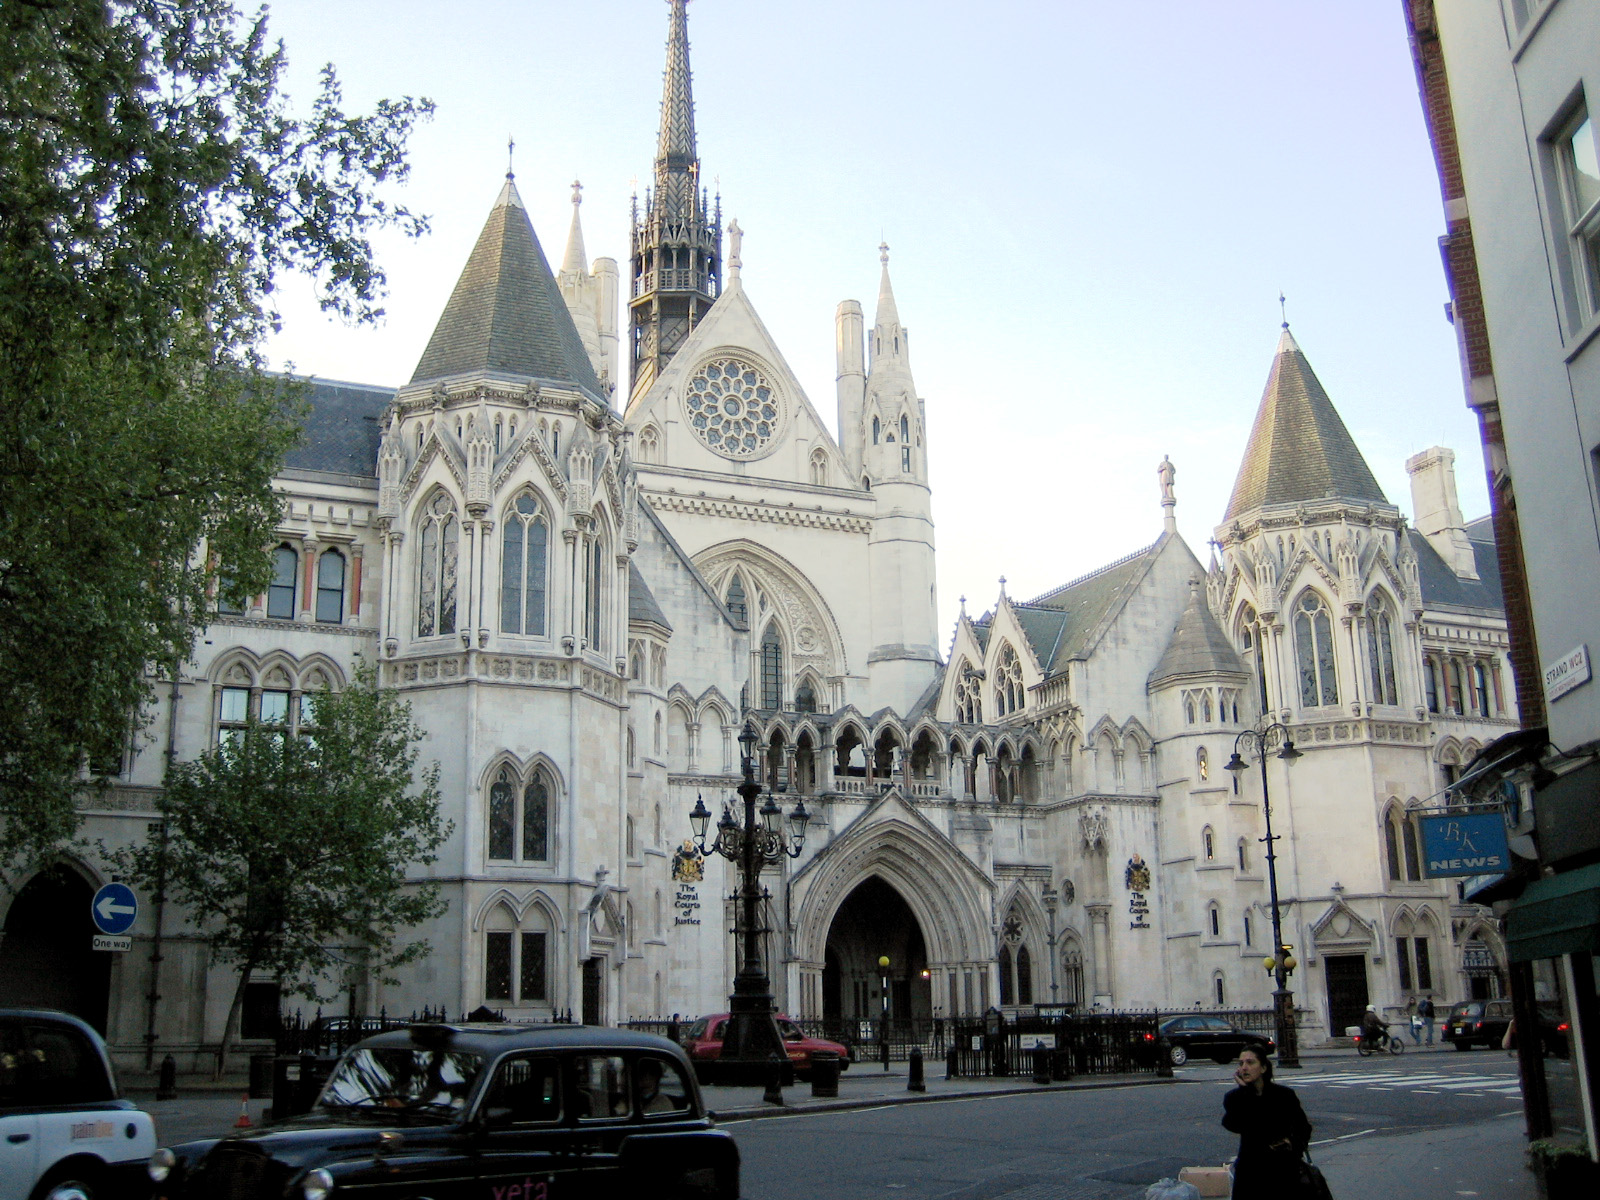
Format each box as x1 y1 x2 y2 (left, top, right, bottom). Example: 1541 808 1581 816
0 0 431 874
112 667 451 1015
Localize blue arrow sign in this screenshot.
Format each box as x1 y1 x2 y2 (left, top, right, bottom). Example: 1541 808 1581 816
90 882 138 935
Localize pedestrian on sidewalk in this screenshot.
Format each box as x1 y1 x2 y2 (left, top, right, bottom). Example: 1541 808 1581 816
1221 1044 1312 1200
1407 998 1423 1045
1418 994 1435 1046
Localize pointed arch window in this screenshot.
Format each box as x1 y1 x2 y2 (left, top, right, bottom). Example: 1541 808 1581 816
1243 911 1253 945
1239 605 1270 711
1061 939 1085 1007
315 549 346 623
994 644 1024 717
500 493 549 636
1208 903 1220 937
583 526 605 651
997 943 1013 1006
810 448 828 486
724 574 747 626
638 425 660 464
417 492 460 637
794 677 818 714
1237 837 1248 872
759 623 783 710
1203 825 1215 860
871 415 881 445
487 764 553 863
1197 746 1209 781
1366 597 1399 706
268 544 298 619
1016 945 1033 1005
1294 592 1338 706
1384 806 1421 883
954 661 983 724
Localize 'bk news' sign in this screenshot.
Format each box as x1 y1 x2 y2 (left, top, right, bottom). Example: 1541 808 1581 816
1418 813 1510 878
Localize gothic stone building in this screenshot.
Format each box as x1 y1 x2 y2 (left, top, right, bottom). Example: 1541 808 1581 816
0 1 1519 1068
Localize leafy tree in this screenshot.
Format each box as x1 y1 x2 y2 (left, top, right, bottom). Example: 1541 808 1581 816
0 0 431 875
112 667 452 1076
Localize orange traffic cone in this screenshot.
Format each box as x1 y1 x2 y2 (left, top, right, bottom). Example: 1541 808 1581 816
234 1094 253 1128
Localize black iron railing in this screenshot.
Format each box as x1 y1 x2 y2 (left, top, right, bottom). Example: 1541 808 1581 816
274 1006 577 1058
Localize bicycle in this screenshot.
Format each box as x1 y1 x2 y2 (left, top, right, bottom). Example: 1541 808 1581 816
1356 1028 1405 1056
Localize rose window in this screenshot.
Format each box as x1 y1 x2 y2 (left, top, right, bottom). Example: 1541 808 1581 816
683 356 780 458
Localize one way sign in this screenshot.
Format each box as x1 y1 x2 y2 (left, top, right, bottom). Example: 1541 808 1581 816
90 882 138 936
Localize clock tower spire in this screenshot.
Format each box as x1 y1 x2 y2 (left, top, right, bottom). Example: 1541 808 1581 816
629 0 722 403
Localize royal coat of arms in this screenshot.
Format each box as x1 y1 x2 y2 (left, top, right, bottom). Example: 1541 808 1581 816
671 839 704 883
1124 854 1151 892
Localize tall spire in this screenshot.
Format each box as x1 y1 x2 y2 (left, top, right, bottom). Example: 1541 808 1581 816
629 0 722 403
657 0 696 168
874 241 902 333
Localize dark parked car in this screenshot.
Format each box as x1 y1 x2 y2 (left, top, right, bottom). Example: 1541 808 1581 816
1158 1016 1276 1066
0 1008 156 1200
682 1014 851 1081
147 1022 737 1200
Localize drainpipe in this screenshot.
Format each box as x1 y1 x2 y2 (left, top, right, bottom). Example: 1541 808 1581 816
144 661 179 1069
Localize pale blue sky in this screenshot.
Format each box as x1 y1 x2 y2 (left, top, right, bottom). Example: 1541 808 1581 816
261 1 1486 642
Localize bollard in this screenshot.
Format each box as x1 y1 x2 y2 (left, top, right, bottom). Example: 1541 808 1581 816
1032 1045 1050 1085
880 1039 890 1072
156 1053 178 1101
907 1047 926 1092
946 1046 959 1080
810 1050 839 1099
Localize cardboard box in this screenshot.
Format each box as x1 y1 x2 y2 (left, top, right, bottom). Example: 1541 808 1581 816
1177 1165 1232 1197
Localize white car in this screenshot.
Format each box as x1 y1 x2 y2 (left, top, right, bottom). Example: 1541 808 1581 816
0 1010 156 1200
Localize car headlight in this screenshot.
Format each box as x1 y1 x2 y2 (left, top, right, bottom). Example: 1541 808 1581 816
302 1168 335 1200
148 1148 177 1182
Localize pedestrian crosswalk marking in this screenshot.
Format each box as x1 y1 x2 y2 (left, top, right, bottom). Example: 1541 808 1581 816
1296 1070 1519 1096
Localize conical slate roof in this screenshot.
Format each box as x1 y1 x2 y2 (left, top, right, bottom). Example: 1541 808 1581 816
410 178 601 393
1223 328 1386 520
1149 583 1248 688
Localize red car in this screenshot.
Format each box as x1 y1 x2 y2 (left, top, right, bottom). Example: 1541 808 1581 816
683 1014 852 1081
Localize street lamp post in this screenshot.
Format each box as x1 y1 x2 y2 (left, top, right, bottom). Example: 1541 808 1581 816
1224 723 1302 1069
688 722 810 1087
1042 885 1060 1003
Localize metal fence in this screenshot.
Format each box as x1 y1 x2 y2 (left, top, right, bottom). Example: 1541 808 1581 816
275 1005 577 1057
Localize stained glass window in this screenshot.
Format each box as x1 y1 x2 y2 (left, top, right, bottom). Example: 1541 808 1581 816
760 623 782 710
725 574 747 625
520 932 547 1001
682 356 781 458
1366 600 1398 706
489 769 516 860
486 932 513 1001
418 492 459 637
997 944 1013 1007
1016 946 1032 1006
1294 592 1338 706
523 773 550 862
500 494 548 635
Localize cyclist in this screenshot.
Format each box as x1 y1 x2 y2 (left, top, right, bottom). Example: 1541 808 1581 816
1360 1005 1392 1052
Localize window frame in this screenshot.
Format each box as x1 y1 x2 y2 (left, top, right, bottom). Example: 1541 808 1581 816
499 492 550 638
267 544 299 620
315 548 346 624
487 764 555 865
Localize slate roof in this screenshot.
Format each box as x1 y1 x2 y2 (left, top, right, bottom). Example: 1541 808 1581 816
1224 329 1388 520
976 539 1164 677
281 377 392 478
410 178 601 394
628 561 673 631
1409 518 1504 614
1149 583 1248 688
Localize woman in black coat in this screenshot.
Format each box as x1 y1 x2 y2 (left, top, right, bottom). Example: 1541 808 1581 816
1221 1044 1312 1198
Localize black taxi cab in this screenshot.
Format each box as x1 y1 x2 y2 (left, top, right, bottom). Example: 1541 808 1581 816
147 1023 738 1200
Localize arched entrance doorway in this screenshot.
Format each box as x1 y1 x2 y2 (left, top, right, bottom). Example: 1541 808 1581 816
0 865 111 1031
821 877 930 1026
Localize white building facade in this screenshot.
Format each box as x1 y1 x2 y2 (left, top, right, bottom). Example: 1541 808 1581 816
0 0 1520 1071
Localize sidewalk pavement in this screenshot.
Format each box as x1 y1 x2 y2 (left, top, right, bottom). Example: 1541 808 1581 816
1316 1111 1537 1200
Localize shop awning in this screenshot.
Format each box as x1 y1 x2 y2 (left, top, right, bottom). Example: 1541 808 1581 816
1505 862 1600 962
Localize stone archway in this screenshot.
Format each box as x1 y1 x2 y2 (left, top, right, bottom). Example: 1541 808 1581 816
822 877 930 1025
790 793 994 1019
0 864 110 1031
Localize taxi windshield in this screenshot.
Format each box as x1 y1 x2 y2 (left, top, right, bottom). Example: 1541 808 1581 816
319 1046 484 1120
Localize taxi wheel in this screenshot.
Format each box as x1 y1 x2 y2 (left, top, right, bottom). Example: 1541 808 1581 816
31 1170 100 1200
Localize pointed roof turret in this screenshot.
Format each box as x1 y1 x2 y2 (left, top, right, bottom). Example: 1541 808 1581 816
411 176 601 393
1223 326 1386 520
874 241 902 332
561 180 588 276
1148 580 1249 689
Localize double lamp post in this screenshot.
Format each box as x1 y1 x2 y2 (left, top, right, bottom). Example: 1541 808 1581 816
689 722 811 1086
1224 721 1302 1069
